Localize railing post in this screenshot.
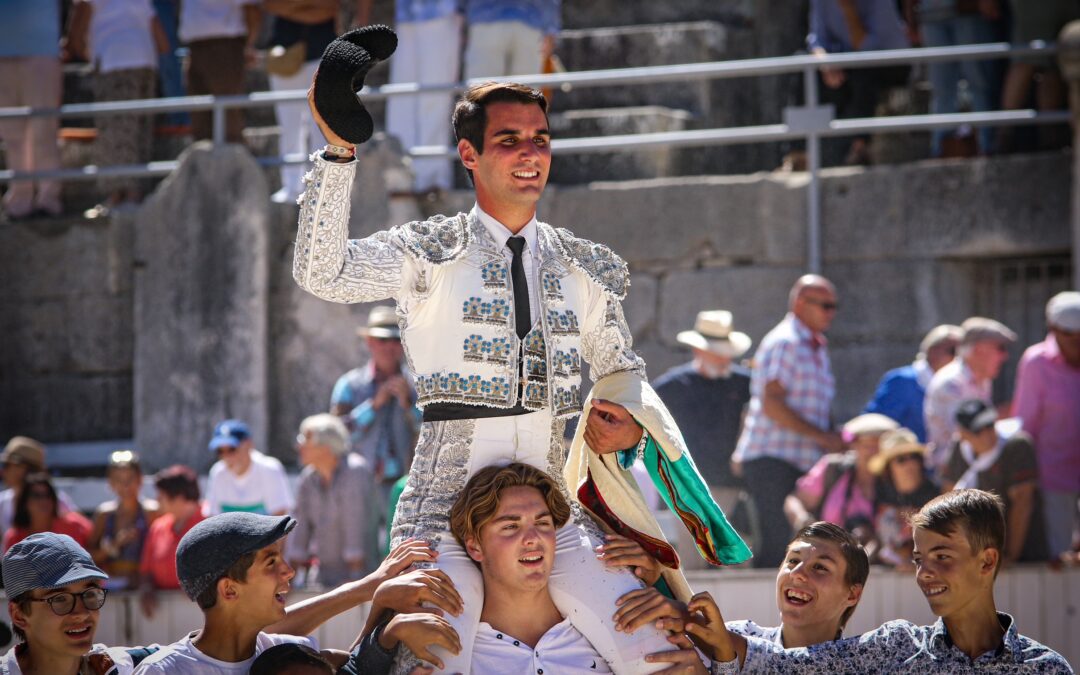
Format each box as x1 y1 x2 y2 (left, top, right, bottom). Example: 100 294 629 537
1059 21 1080 290
804 65 822 275
212 100 226 146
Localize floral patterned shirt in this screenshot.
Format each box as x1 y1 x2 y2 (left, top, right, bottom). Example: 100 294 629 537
740 613 1072 674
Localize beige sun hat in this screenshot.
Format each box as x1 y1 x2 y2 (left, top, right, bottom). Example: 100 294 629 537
356 305 400 339
869 428 928 475
675 310 753 358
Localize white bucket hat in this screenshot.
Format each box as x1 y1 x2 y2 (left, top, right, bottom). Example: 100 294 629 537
675 310 753 359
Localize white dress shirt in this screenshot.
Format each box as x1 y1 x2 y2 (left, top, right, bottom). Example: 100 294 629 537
474 203 540 327
472 618 612 674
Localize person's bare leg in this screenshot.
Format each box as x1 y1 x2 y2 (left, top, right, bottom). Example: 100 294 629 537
998 63 1035 152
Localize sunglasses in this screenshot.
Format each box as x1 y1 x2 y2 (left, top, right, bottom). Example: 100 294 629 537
892 453 922 465
29 587 107 616
27 490 54 500
804 298 839 312
216 446 238 456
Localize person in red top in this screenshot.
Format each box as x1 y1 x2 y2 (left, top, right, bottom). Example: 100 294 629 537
138 465 206 617
1 473 93 553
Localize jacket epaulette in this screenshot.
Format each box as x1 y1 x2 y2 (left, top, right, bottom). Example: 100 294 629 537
551 227 630 300
395 213 471 265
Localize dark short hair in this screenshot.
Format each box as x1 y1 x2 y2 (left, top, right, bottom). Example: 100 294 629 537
452 82 548 181
788 521 870 631
107 449 142 475
193 550 256 610
13 473 58 530
449 462 570 551
909 489 1006 575
250 642 333 675
154 465 200 502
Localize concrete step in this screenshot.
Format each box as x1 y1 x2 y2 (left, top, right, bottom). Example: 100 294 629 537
563 0 754 30
554 21 749 116
549 106 693 183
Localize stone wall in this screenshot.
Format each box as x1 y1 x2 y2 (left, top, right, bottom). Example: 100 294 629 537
0 149 1069 468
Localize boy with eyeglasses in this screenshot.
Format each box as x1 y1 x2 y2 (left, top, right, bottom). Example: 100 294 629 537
1 532 146 675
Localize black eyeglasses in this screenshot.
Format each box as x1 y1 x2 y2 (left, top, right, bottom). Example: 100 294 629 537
29 587 107 616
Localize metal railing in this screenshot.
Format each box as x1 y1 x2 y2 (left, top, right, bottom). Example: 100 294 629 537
0 41 1067 271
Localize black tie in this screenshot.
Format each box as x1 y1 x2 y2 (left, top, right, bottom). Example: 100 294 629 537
506 236 531 339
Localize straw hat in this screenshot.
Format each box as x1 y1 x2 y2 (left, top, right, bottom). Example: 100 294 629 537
675 310 752 359
868 428 927 475
356 305 400 339
842 413 899 440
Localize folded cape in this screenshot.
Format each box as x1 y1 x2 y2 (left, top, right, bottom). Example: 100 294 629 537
565 371 753 602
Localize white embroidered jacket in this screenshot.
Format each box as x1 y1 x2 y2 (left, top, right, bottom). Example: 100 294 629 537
293 154 646 418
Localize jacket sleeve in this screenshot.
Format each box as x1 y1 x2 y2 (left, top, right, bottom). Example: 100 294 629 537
292 154 415 304
580 290 647 382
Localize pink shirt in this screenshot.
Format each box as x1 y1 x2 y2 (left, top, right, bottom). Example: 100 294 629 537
1012 334 1080 492
796 454 875 528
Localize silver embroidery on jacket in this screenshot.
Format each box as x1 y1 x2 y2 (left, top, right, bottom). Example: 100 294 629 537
550 226 630 300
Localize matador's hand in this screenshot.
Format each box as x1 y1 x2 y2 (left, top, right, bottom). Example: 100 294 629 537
584 399 643 454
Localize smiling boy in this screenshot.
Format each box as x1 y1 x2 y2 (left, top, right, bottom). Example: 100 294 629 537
668 489 1073 674
0 532 147 675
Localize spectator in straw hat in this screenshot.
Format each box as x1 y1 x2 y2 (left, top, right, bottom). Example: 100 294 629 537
924 317 1016 475
1012 291 1080 560
869 428 939 570
653 310 752 570
330 306 420 560
864 324 963 442
0 436 78 539
784 413 898 544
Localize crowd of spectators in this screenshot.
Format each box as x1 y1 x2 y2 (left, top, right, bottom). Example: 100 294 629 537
809 0 1078 165
7 0 1074 219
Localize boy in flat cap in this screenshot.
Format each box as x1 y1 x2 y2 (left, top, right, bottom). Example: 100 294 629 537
134 512 457 674
1 532 148 675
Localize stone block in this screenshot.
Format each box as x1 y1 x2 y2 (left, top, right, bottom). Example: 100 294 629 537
65 295 133 374
555 22 729 114
623 272 658 340
550 107 693 183
0 298 68 375
543 173 805 265
822 153 1072 260
0 375 131 443
133 143 271 470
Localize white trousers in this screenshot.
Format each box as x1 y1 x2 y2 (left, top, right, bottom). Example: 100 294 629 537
392 411 670 674
464 21 545 79
385 15 461 191
270 59 321 202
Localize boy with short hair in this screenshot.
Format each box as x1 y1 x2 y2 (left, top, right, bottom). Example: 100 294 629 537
1 532 144 675
667 489 1073 674
133 512 449 674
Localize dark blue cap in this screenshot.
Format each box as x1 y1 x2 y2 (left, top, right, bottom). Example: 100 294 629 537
208 419 251 452
176 512 296 601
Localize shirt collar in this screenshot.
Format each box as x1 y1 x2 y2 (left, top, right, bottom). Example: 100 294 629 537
787 313 827 347
913 358 933 388
930 612 1022 662
1044 333 1063 361
473 203 538 254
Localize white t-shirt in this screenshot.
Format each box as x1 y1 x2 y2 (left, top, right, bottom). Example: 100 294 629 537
86 0 157 72
0 643 140 675
133 632 315 674
205 450 294 515
472 619 612 674
179 0 253 43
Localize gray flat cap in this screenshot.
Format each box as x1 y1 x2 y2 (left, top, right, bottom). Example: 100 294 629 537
960 317 1017 346
176 512 296 601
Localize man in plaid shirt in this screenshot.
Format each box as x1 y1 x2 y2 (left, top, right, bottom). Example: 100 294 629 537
733 275 843 568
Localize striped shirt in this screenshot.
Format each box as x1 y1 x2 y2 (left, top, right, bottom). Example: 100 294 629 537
734 314 835 473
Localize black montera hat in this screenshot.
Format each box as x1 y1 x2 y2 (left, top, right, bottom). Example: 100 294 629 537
313 25 398 145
